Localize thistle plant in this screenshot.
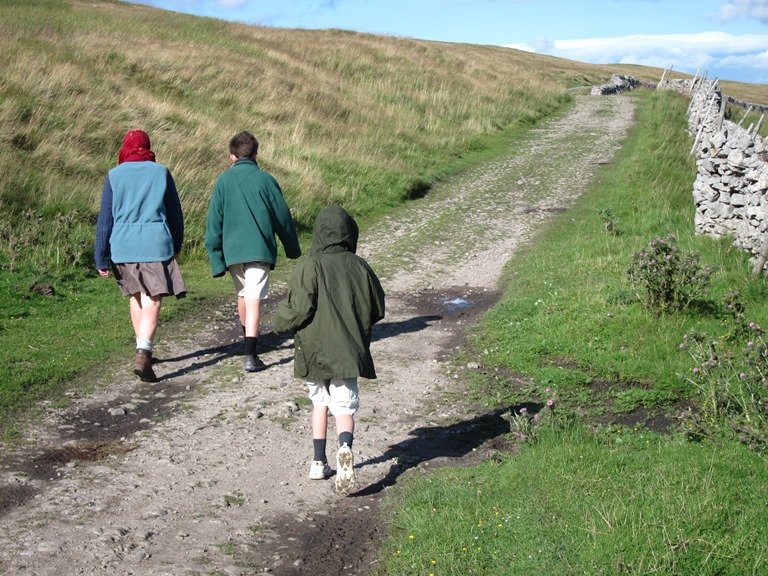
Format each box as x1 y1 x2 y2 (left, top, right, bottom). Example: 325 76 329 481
679 291 768 452
502 388 558 443
627 234 712 316
599 207 619 235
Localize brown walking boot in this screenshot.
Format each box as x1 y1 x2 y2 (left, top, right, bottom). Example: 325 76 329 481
133 348 157 382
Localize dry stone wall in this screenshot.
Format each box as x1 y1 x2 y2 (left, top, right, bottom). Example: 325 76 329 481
686 77 768 265
590 74 642 95
593 74 768 271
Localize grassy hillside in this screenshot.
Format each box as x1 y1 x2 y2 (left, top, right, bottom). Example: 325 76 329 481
5 0 763 276
1 0 563 269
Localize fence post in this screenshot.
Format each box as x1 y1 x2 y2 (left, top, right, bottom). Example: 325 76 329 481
738 105 753 127
692 92 719 153
693 79 718 127
752 239 768 277
717 98 727 131
687 76 700 113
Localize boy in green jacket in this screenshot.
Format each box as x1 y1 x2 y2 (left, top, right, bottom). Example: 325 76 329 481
272 205 385 494
205 131 301 372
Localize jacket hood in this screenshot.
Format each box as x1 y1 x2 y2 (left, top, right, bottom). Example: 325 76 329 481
310 205 358 255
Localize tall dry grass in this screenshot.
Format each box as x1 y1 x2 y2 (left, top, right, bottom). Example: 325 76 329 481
2 0 767 267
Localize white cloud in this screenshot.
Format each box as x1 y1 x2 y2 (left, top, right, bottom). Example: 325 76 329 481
721 49 768 64
505 31 768 81
721 0 768 23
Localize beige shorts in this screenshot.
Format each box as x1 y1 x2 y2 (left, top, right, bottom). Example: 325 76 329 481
307 378 360 417
228 262 270 299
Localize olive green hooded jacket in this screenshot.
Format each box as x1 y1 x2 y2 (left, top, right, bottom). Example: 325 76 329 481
272 206 385 380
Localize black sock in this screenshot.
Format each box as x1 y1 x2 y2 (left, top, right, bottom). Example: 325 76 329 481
339 431 353 448
244 337 258 356
313 439 327 463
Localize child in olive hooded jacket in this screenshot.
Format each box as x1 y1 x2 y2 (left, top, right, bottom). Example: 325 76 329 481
272 205 385 494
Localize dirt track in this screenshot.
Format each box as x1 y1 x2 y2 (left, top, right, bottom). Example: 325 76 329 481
0 94 635 576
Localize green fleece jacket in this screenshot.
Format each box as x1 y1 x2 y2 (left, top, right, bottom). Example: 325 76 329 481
205 158 301 277
272 206 386 380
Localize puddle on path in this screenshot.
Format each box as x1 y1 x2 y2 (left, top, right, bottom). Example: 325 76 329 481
439 296 472 311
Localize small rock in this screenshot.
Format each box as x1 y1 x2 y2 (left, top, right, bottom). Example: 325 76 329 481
37 540 63 553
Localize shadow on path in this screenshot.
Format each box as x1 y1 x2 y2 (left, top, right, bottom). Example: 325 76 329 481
352 406 513 497
153 311 442 383
372 315 443 342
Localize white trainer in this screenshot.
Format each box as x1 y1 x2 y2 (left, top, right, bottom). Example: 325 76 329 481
335 443 356 494
308 460 332 480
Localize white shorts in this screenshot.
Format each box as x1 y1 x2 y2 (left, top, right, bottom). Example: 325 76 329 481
228 262 270 299
307 378 360 416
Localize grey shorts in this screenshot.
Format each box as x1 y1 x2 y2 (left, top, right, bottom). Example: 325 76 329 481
113 259 187 299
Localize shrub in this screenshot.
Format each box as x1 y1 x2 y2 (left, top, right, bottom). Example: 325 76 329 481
627 234 711 315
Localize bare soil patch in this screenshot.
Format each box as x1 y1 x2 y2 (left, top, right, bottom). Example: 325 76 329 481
0 94 636 575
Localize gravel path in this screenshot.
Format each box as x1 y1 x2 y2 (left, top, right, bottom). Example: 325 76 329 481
0 94 635 576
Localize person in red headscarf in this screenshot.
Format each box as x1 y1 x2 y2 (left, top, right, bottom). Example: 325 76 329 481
117 129 156 164
95 130 186 382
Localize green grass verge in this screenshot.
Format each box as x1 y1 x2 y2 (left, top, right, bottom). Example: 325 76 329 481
0 260 215 438
378 427 768 576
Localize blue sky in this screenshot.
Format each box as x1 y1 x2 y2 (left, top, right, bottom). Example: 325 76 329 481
124 0 768 84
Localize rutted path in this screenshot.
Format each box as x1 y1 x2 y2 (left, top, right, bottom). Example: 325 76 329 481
0 94 635 576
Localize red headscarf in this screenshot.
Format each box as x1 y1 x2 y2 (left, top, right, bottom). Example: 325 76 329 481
118 129 156 164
